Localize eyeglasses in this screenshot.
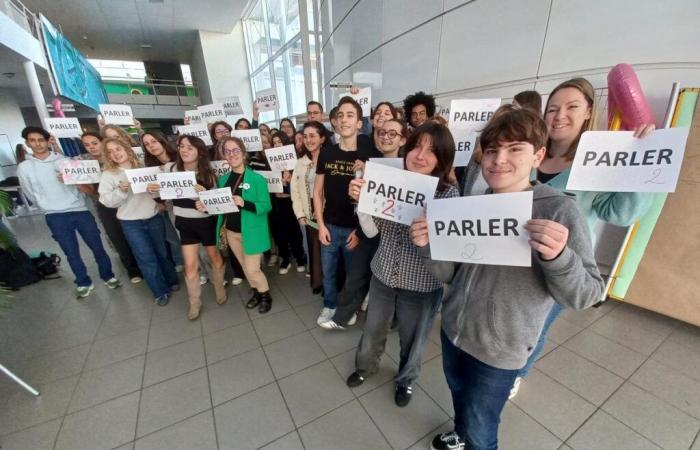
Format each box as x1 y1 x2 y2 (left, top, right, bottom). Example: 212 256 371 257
223 148 242 156
215 128 230 135
377 130 402 139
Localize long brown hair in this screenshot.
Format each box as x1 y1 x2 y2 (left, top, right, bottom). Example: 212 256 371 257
101 125 137 146
208 120 232 146
102 138 141 171
403 122 455 191
175 135 216 188
545 77 597 161
140 131 177 167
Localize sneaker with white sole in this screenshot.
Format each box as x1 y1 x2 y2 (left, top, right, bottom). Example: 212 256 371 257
316 307 336 325
360 294 369 311
296 264 306 273
199 275 208 285
130 276 143 284
508 376 522 400
104 278 121 289
76 284 95 299
431 431 464 450
279 261 292 275
231 277 243 286
319 312 356 330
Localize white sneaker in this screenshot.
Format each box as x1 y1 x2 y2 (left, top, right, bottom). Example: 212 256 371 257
279 262 292 275
509 377 522 400
231 277 243 286
130 276 143 284
360 294 369 311
347 313 357 326
296 264 306 273
316 307 336 325
199 275 208 286
319 318 345 330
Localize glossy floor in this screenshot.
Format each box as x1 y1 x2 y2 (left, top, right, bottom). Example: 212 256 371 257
1 215 699 450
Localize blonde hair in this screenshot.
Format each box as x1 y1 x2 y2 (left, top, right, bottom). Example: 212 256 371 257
545 77 598 160
101 125 138 146
102 138 141 171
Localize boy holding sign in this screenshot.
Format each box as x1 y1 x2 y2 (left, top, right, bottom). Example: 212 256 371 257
409 108 605 450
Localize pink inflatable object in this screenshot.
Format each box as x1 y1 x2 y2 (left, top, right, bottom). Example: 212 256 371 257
51 98 65 118
607 63 655 130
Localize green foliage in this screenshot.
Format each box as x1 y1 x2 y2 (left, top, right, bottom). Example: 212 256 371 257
0 190 15 311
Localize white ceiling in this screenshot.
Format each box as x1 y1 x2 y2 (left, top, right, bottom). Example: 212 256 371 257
21 0 249 62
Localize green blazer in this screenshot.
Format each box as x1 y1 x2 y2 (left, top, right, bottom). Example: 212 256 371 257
216 168 272 254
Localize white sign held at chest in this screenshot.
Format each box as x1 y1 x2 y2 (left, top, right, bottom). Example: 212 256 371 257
99 104 134 125
369 157 404 170
427 191 533 267
199 187 239 214
265 145 297 171
210 160 230 178
257 170 283 193
157 171 198 200
358 161 438 226
566 128 690 193
185 110 202 124
197 103 227 124
218 96 244 115
178 124 212 146
349 87 372 117
58 159 101 184
231 129 262 152
451 129 479 167
125 167 160 193
255 88 278 112
448 98 501 131
46 118 82 138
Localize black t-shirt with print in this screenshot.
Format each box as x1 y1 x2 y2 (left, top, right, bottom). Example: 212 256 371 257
316 144 359 228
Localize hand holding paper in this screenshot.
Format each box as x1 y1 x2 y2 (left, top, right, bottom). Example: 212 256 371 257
524 219 569 261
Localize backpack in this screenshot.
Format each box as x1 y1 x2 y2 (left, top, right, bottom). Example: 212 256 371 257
30 252 62 279
0 247 42 289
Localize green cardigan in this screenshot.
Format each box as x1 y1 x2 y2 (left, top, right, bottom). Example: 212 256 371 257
216 168 272 254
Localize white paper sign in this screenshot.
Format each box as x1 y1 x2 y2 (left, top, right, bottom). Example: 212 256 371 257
218 96 244 115
185 110 202 124
46 118 82 138
198 188 239 214
231 129 262 152
358 161 438 225
566 128 690 193
369 157 404 170
265 145 298 171
255 88 278 112
349 87 372 117
178 124 212 146
197 103 227 124
257 170 283 194
451 129 479 167
157 171 197 200
448 98 501 131
427 191 533 267
58 159 101 184
131 146 145 164
125 166 161 193
210 160 230 178
99 104 134 125
436 104 450 121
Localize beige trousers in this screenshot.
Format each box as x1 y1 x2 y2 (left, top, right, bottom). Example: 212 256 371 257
226 230 269 292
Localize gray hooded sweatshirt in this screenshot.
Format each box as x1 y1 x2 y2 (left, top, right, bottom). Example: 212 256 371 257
418 183 604 370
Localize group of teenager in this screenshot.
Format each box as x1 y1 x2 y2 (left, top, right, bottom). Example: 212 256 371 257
16 76 655 450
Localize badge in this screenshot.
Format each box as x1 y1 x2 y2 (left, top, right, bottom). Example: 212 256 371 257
242 183 251 190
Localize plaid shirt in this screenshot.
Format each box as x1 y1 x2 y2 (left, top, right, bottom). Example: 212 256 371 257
370 184 459 292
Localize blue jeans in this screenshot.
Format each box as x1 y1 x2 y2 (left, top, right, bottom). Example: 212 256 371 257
320 224 354 309
45 211 114 287
120 215 179 298
518 302 563 377
441 330 518 450
160 212 184 267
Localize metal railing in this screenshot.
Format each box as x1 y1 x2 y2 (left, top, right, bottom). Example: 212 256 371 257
104 78 201 107
1 0 39 37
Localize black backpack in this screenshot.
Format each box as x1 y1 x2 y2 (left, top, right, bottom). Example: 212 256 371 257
0 247 43 289
30 252 62 279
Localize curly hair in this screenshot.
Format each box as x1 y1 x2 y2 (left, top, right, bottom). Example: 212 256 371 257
402 91 436 123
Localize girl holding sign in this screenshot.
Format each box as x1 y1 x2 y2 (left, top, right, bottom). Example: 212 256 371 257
344 122 459 407
99 138 179 305
149 136 227 320
212 137 274 313
291 121 332 292
512 78 655 397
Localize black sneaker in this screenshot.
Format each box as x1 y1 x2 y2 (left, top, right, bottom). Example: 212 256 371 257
346 371 365 387
431 432 464 450
394 384 413 407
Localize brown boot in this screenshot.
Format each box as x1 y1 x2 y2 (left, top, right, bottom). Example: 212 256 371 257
185 273 202 320
211 264 228 305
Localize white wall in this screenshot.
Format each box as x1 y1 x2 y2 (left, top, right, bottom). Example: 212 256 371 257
320 0 700 123
0 89 27 179
191 23 254 117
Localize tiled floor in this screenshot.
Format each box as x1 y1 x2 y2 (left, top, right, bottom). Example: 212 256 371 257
1 214 700 449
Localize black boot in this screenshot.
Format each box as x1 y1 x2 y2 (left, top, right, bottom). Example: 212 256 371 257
258 291 272 314
246 288 261 309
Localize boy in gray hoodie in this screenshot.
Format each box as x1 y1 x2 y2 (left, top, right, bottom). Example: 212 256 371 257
410 109 604 450
17 126 119 298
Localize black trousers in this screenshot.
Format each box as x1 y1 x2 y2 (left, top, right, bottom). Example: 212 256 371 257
271 196 306 265
332 234 379 325
95 202 142 278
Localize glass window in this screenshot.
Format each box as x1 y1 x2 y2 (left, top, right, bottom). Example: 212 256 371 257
273 38 306 117
88 59 145 81
252 65 276 123
244 1 268 71
266 0 300 54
